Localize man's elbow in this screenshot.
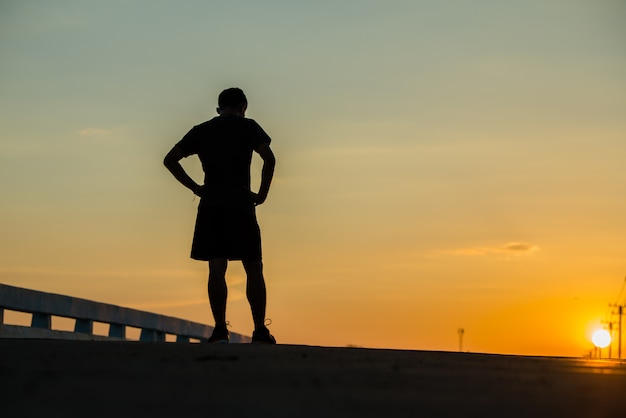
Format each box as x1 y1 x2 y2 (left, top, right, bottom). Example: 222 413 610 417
163 148 181 169
163 154 174 168
263 148 276 167
266 153 276 167
163 157 174 171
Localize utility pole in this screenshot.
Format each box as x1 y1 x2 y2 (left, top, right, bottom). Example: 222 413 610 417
458 328 465 352
608 275 626 360
609 304 624 359
601 319 617 359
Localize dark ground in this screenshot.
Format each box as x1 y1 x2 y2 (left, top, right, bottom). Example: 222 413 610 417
1 339 625 417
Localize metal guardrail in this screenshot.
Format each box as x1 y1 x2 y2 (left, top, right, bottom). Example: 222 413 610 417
0 283 250 343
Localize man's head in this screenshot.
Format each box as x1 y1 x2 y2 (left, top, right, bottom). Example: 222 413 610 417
217 87 248 116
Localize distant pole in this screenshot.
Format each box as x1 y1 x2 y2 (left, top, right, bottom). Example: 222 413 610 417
608 322 613 359
619 305 623 360
609 304 624 359
601 319 615 359
458 328 465 352
609 275 626 360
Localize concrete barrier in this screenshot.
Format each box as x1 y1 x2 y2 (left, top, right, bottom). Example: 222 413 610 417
0 283 250 343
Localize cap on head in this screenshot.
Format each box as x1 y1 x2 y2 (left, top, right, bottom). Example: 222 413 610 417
218 87 247 110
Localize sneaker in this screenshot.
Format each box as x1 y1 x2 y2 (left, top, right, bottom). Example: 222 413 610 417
208 324 229 344
251 326 276 344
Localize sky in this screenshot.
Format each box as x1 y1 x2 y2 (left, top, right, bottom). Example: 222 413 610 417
1 0 625 356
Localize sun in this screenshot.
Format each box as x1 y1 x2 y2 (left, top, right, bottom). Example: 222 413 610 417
591 329 611 349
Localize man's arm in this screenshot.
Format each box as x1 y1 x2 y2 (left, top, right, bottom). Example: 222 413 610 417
163 145 202 196
252 142 275 206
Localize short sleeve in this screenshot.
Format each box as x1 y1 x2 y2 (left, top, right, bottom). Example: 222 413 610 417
175 126 199 157
248 119 272 150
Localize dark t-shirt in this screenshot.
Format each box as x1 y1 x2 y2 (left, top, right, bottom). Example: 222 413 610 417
176 115 271 212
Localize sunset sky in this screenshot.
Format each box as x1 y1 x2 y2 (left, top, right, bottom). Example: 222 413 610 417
1 0 625 356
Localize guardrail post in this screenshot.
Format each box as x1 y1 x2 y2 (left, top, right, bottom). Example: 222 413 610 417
139 329 155 342
74 318 93 334
31 313 51 329
156 331 166 342
176 335 190 343
109 323 126 339
0 308 4 324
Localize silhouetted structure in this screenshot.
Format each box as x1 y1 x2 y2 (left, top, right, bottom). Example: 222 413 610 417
0 283 250 342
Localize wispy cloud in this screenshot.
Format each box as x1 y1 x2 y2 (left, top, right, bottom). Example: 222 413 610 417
446 242 540 257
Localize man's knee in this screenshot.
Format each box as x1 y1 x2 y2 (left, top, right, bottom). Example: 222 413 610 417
208 258 228 280
243 259 262 273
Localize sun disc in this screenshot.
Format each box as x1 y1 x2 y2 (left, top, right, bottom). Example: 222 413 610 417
592 329 611 348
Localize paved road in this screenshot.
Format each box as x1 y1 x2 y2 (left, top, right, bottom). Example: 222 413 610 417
1 339 625 417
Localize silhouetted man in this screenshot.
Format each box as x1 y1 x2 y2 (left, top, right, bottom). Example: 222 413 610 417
164 87 276 344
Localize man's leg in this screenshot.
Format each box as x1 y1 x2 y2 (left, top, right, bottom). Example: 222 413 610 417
208 258 228 327
242 259 266 330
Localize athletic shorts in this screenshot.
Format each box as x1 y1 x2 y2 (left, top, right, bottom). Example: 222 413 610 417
190 204 262 261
